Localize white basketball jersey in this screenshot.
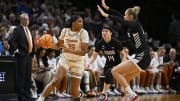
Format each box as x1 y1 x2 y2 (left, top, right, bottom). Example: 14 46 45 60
59 28 89 61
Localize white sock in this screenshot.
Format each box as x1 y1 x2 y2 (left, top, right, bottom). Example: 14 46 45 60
125 86 134 96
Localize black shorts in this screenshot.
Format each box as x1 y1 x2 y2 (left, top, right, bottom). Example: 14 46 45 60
128 49 150 70
103 66 114 84
137 53 150 70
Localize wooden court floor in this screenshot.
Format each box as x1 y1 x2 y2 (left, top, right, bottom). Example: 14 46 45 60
46 94 180 101
1 93 179 101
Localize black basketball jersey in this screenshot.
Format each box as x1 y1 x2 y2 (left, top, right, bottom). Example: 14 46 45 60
108 8 149 54
108 8 150 69
95 38 123 67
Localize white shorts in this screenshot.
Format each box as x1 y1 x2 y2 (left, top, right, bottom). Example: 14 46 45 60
57 56 84 79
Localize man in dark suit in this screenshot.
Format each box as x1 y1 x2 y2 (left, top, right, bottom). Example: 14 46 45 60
8 13 34 101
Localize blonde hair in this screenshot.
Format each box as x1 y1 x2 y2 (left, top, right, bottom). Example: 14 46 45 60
126 6 141 20
132 6 140 15
157 46 165 52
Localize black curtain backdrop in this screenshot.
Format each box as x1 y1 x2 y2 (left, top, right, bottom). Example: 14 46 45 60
72 0 179 43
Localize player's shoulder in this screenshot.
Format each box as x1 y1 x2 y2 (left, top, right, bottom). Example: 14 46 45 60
95 39 103 45
81 28 88 34
62 27 70 31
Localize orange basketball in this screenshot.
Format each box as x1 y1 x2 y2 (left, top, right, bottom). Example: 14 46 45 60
39 34 54 49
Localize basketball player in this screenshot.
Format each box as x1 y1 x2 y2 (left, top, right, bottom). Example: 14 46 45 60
37 15 89 101
86 25 126 101
97 0 150 100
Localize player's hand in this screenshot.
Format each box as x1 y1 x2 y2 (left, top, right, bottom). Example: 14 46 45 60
97 5 109 17
101 0 109 10
62 46 70 53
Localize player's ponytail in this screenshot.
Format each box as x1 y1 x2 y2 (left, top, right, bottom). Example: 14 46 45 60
132 6 140 16
126 6 141 20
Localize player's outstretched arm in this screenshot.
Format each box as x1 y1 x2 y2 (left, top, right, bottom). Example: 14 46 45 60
101 0 109 10
97 5 109 18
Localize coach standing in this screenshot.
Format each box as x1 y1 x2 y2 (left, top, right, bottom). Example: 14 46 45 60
8 13 34 101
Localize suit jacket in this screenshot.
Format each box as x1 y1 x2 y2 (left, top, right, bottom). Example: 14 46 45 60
8 25 35 56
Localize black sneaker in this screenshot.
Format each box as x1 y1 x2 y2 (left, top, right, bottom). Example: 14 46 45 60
98 93 108 101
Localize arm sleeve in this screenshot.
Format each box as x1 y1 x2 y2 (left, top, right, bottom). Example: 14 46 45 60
109 15 137 28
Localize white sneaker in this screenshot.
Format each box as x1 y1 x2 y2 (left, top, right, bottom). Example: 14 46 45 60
168 88 176 93
140 88 148 94
161 89 169 93
62 92 71 97
114 89 121 95
98 93 108 101
156 88 164 93
125 92 138 101
150 87 158 93
107 90 116 96
57 92 65 97
145 87 151 93
135 88 143 94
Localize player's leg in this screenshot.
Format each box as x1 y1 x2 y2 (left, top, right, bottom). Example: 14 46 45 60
70 77 81 99
112 60 140 100
70 60 84 101
112 60 141 88
37 60 68 101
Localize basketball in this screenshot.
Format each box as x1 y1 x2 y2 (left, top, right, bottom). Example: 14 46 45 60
39 34 54 49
